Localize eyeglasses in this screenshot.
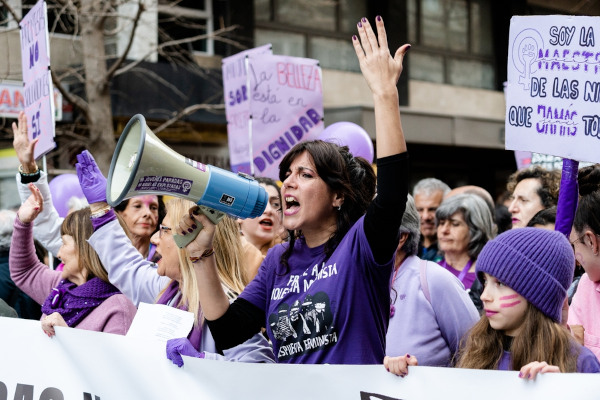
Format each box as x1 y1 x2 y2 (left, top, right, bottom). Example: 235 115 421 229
570 234 586 247
159 224 172 238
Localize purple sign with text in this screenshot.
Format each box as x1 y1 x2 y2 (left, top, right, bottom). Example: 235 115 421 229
248 55 324 180
222 44 272 175
506 15 600 163
19 0 56 158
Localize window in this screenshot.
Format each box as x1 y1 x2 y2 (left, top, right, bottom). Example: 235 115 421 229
408 0 495 89
254 0 366 72
158 0 214 59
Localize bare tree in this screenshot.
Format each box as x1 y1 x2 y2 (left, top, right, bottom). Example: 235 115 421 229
0 0 241 172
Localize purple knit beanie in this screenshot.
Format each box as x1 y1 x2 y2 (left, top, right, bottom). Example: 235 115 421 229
476 227 574 322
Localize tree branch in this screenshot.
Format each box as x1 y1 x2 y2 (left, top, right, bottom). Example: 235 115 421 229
114 24 240 77
153 103 225 133
51 69 90 121
103 0 145 87
0 0 21 24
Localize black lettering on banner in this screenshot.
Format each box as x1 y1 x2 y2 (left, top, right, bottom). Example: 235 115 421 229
359 392 403 400
82 393 101 400
0 381 6 400
13 384 34 400
39 387 63 400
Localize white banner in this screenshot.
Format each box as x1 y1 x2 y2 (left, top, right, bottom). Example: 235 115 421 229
0 317 598 400
505 15 600 163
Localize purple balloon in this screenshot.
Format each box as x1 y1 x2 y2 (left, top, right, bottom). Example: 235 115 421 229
48 174 85 218
317 121 374 162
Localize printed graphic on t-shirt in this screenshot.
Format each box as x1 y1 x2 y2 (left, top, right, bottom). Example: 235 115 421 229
269 291 337 361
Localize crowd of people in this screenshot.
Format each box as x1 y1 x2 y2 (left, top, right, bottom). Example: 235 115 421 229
1 16 600 385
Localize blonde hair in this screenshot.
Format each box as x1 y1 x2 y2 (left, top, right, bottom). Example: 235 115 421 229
159 199 248 325
61 208 109 282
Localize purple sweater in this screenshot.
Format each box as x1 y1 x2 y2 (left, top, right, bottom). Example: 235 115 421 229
9 217 137 335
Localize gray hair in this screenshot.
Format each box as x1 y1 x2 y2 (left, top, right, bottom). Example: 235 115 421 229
413 178 451 197
435 193 495 259
0 210 16 251
398 194 420 257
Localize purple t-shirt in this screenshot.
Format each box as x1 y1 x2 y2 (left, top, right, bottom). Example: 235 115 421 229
497 345 600 372
438 259 477 290
240 215 392 364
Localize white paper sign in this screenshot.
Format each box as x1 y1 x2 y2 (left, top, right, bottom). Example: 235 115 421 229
19 0 56 158
506 15 600 163
126 302 194 342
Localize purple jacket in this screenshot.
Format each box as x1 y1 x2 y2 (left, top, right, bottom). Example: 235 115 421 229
9 217 137 335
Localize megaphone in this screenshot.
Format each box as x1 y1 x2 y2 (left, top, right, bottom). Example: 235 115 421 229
107 114 267 247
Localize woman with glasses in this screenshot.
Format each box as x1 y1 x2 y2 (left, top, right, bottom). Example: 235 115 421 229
567 164 600 361
75 150 274 364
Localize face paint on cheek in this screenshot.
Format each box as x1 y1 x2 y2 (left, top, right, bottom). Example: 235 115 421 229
500 294 522 309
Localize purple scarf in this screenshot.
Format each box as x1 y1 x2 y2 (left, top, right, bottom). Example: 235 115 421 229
41 278 120 327
156 280 203 350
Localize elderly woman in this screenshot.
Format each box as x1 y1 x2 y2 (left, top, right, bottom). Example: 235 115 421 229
384 195 479 376
10 184 137 336
435 193 495 291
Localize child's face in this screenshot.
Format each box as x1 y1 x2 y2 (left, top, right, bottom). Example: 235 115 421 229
480 273 528 337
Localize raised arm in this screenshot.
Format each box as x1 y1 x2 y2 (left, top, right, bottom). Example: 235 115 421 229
13 111 63 255
354 17 410 263
352 17 408 157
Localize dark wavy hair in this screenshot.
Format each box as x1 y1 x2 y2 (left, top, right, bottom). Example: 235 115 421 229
114 195 166 235
574 164 600 234
506 166 560 208
278 140 376 270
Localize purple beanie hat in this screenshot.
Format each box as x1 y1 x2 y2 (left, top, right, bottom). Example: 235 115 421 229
476 227 574 322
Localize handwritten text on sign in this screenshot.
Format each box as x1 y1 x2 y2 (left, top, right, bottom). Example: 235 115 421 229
222 44 273 174
248 55 324 180
19 0 56 158
505 15 600 163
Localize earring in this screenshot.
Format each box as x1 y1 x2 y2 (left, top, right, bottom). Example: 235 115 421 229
337 205 341 211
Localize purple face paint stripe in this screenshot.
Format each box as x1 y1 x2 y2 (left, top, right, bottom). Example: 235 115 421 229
499 294 519 301
500 300 522 309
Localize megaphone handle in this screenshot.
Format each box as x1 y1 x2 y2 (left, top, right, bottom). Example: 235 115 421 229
172 206 226 249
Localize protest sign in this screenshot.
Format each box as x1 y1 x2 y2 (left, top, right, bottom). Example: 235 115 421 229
248 55 324 179
222 44 272 175
505 15 600 163
19 0 56 158
0 80 63 120
1 317 598 400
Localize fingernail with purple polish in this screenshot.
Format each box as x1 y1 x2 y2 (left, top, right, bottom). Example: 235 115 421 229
352 35 357 41
362 17 367 23
407 354 411 358
357 21 362 28
187 228 194 233
191 224 197 229
518 372 523 378
376 15 382 21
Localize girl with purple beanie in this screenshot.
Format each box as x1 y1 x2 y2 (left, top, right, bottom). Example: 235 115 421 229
456 227 600 377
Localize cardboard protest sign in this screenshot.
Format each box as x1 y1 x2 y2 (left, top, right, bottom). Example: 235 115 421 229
19 0 56 158
222 44 272 175
248 55 324 179
506 15 600 163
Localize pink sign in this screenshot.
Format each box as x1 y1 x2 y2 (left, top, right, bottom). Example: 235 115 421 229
222 44 272 174
19 0 56 158
247 55 324 180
